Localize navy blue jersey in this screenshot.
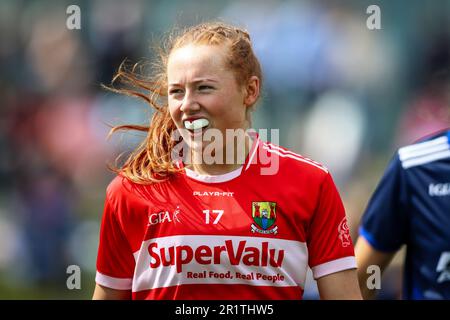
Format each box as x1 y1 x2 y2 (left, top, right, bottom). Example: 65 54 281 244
360 129 450 299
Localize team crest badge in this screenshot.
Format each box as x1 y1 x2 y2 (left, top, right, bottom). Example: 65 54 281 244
251 201 278 235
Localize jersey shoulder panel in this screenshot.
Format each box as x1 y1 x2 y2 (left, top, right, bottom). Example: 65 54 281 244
399 129 450 169
106 174 131 201
260 142 329 181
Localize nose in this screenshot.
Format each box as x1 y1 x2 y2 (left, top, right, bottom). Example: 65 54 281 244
180 90 200 114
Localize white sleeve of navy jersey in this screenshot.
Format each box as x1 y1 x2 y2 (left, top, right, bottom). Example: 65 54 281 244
359 154 409 252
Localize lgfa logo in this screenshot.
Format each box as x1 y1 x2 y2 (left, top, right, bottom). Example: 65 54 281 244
251 202 278 235
429 183 450 197
148 206 181 226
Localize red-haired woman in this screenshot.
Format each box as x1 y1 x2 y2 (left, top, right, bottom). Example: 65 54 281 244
93 22 361 300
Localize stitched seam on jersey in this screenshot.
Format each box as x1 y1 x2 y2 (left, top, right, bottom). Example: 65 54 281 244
263 143 327 168
308 172 331 246
263 143 328 173
263 146 329 173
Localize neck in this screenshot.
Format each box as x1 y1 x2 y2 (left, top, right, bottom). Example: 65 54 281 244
187 132 253 176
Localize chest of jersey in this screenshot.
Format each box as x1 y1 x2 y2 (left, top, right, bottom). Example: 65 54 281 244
407 162 450 244
126 173 318 297
141 174 315 243
405 161 450 298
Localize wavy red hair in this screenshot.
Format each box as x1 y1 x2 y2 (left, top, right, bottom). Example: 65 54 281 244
107 22 262 184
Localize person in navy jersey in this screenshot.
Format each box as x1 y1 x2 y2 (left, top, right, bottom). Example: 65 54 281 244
356 129 450 299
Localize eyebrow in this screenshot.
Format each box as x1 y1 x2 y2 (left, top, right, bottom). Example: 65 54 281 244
168 78 219 86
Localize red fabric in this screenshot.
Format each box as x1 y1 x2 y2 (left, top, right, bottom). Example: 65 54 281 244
96 139 355 299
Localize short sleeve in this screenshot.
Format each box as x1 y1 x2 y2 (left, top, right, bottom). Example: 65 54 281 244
95 192 135 290
359 153 408 252
307 173 357 279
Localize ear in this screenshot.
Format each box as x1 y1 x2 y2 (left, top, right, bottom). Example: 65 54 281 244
243 76 260 107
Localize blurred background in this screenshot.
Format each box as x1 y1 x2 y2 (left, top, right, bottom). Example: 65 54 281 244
0 0 449 299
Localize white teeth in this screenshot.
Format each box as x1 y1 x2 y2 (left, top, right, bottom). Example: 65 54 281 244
184 118 209 130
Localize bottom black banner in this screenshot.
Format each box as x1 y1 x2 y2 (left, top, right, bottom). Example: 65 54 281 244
0 300 444 319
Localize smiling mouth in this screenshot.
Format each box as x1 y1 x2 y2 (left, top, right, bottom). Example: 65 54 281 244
183 118 210 132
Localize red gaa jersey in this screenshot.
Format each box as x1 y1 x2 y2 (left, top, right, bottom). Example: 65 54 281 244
95 137 356 299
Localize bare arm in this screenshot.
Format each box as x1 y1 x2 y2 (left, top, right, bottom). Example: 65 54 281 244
92 284 132 300
354 236 396 300
316 268 362 300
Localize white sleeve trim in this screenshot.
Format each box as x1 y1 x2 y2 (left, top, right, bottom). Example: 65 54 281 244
95 271 132 290
311 256 357 280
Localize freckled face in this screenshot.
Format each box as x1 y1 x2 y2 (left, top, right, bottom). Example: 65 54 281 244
167 44 248 145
